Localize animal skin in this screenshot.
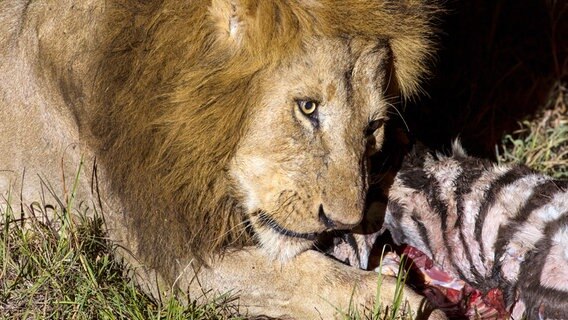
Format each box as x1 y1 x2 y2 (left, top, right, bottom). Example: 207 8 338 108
0 0 445 318
328 142 568 319
382 142 568 319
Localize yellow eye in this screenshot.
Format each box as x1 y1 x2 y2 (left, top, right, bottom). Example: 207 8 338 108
297 100 318 116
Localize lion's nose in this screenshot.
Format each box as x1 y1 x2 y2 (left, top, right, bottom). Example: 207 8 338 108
318 205 360 230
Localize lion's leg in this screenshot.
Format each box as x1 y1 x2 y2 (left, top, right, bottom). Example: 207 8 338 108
172 247 446 319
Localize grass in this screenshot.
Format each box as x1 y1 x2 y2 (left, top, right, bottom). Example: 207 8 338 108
343 249 414 320
0 171 242 320
497 82 568 178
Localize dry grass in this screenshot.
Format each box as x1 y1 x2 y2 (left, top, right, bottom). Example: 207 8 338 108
497 82 568 178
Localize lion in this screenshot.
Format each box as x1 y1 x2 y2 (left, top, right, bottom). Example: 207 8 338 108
0 0 445 318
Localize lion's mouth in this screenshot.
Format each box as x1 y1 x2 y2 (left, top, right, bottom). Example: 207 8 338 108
256 212 319 241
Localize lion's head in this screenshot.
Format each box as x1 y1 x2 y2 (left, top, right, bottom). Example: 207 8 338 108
93 0 438 280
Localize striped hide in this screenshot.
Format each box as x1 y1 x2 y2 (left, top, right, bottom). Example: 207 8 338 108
384 141 568 319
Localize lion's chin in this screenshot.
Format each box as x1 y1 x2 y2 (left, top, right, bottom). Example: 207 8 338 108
255 227 316 262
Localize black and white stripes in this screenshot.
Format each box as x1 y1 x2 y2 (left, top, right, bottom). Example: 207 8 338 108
383 141 568 319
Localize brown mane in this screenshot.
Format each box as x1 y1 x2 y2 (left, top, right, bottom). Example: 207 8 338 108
92 0 439 280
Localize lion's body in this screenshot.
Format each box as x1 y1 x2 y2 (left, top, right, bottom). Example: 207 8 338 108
1 1 443 318
0 1 104 211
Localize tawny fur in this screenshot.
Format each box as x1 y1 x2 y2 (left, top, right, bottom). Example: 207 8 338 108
90 0 439 280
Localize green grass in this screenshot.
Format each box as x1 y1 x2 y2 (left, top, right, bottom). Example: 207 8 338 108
497 83 568 178
0 177 242 320
341 249 414 320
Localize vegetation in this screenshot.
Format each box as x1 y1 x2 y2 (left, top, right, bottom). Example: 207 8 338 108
497 82 568 179
0 182 242 320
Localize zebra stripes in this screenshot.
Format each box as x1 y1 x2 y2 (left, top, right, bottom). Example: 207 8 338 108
383 141 568 319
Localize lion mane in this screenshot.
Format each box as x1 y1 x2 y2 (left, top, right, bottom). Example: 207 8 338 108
91 0 438 281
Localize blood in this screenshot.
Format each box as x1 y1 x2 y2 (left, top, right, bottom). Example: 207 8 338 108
400 245 510 319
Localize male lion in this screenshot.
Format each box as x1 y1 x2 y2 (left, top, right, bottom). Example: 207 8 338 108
0 1 444 318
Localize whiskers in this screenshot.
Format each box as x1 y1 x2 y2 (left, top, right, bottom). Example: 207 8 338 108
385 98 410 132
214 189 314 248
212 216 253 248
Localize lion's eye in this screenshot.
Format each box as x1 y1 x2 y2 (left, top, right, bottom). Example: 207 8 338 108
297 100 318 116
365 119 385 136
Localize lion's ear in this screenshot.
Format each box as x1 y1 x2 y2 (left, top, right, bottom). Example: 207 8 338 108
208 0 304 56
209 0 249 47
208 0 242 45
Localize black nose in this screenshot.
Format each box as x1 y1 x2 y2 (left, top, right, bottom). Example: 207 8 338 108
318 205 358 230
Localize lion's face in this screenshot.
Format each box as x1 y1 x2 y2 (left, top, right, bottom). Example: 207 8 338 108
230 38 392 260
